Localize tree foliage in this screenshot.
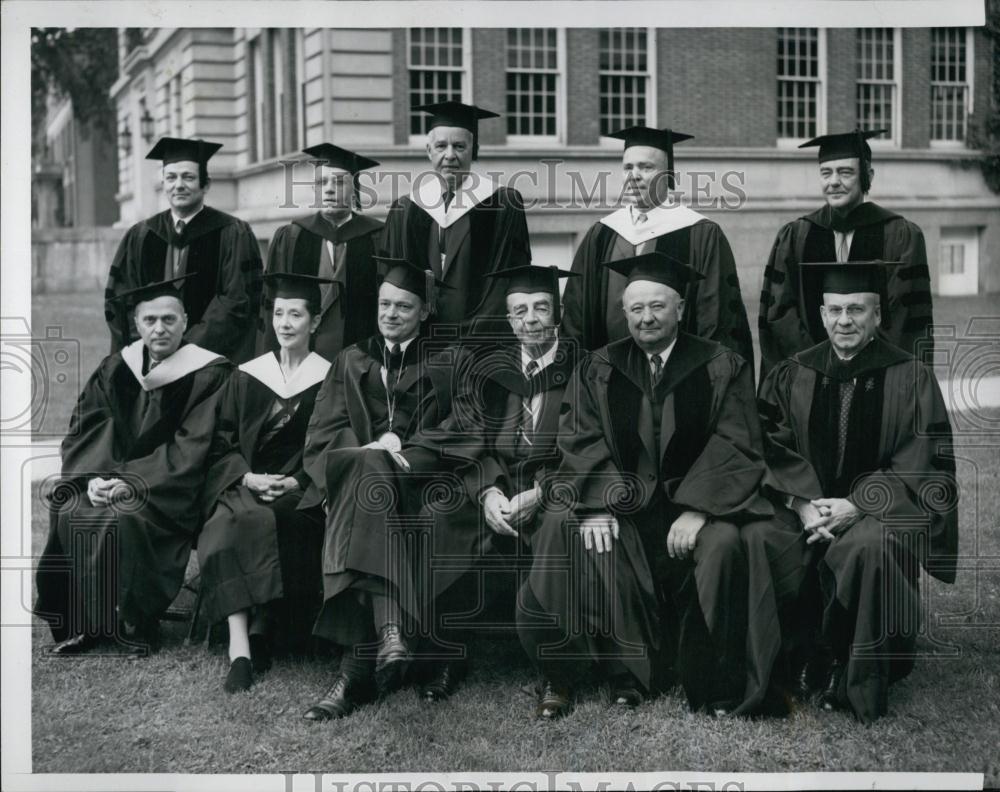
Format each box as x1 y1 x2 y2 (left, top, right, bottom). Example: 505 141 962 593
31 28 119 141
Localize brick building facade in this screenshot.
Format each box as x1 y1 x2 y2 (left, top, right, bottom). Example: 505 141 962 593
110 26 999 297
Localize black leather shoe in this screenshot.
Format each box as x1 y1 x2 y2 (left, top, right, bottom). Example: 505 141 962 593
374 624 410 696
610 675 645 708
224 657 254 693
820 660 847 712
302 673 372 721
49 634 98 655
535 679 572 720
421 661 465 702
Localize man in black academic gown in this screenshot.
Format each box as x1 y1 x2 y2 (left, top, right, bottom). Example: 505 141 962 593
382 101 532 338
104 137 263 363
258 143 383 361
755 261 958 724
757 128 935 381
418 263 582 702
519 252 773 719
299 258 476 720
560 125 753 367
36 277 232 654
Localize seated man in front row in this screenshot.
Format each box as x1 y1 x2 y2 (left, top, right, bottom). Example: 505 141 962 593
422 264 583 701
35 276 232 653
298 257 478 720
518 252 774 719
756 260 958 723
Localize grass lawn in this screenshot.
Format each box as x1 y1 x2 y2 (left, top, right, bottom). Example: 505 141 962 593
28 414 1000 778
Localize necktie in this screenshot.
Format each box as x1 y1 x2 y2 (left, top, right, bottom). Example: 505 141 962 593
836 378 856 476
650 354 663 385
634 211 648 225
386 344 403 383
519 360 540 449
835 230 851 263
175 219 186 236
438 190 455 273
169 220 187 279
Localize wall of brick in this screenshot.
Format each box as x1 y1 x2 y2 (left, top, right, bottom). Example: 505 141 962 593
565 29 600 146
901 28 931 149
655 28 776 147
825 28 855 134
471 29 508 146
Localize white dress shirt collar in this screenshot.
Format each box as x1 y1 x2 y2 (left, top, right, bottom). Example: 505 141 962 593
646 338 678 372
521 340 559 376
171 205 204 229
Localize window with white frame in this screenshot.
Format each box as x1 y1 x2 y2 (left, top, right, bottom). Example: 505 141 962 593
118 113 132 195
856 28 899 141
931 28 973 143
247 34 265 163
408 29 466 137
506 28 560 139
777 28 824 140
246 29 299 162
599 29 652 135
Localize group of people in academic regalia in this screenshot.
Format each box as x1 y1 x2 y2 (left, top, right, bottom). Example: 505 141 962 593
36 100 958 728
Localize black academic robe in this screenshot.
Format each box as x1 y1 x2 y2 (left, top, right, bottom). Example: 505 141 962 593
757 337 958 723
559 217 754 367
382 185 531 338
104 206 264 363
300 335 479 646
197 356 329 639
758 202 934 382
35 345 231 643
519 333 774 712
257 212 382 361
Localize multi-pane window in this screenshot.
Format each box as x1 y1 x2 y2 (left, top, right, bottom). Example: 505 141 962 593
408 29 465 137
777 28 822 139
856 28 898 140
599 29 650 134
506 28 560 138
247 29 299 163
931 28 972 142
118 113 132 195
940 242 966 275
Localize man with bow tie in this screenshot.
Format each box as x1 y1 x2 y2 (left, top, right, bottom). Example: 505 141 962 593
519 252 773 720
299 257 478 721
559 125 753 368
258 143 384 361
382 101 532 339
104 137 264 363
757 129 935 382
36 277 232 655
755 260 957 723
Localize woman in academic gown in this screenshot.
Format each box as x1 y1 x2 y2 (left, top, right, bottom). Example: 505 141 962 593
199 273 333 693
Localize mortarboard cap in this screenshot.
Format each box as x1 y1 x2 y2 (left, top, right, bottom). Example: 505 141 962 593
301 143 380 174
605 125 693 191
486 264 579 325
113 275 192 310
146 137 223 183
800 260 901 298
262 272 336 307
413 101 500 160
798 128 887 163
604 251 704 297
375 255 450 314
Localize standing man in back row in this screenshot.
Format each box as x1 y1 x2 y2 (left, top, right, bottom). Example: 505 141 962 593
382 101 532 339
105 137 263 363
560 125 754 369
757 128 934 381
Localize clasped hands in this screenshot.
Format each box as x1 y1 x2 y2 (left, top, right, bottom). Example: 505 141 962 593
482 486 541 538
794 497 861 544
243 472 300 502
86 476 133 507
574 509 708 559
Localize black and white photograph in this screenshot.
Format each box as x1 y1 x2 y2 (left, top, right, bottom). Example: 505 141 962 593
1 1 998 790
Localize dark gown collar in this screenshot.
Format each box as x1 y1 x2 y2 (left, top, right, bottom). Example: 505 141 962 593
601 332 724 395
293 211 383 244
802 201 900 233
795 336 912 380
478 342 575 397
146 205 237 245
